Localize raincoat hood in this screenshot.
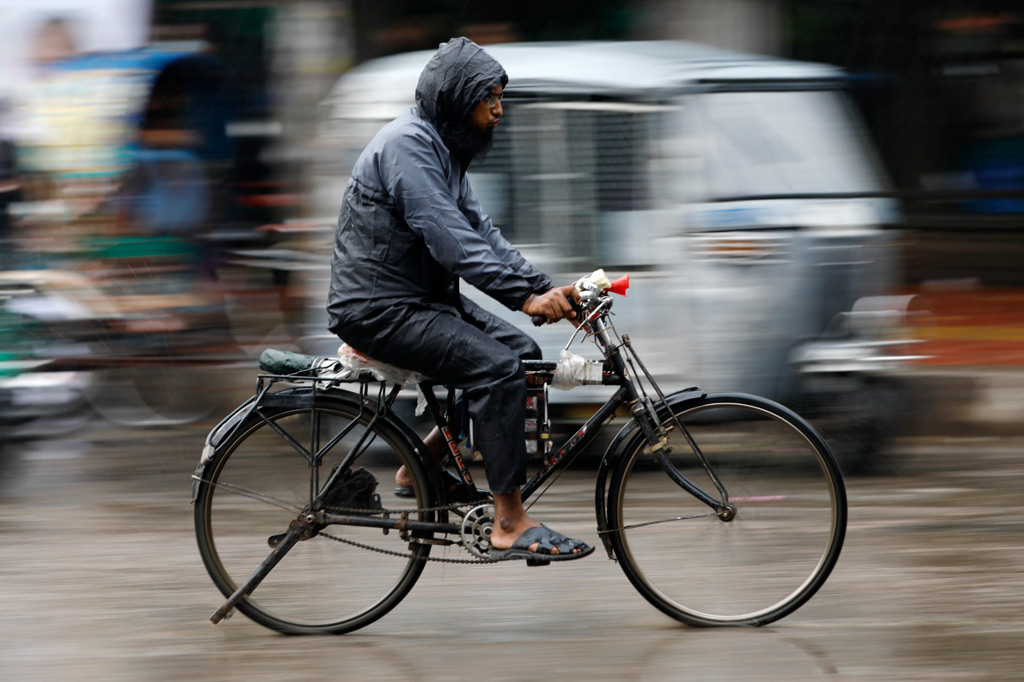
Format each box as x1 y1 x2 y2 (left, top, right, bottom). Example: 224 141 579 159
415 37 508 131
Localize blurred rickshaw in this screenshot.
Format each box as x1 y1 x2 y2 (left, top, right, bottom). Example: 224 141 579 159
1 48 239 426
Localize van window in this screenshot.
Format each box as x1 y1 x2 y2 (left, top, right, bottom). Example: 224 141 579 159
469 101 662 256
696 90 883 199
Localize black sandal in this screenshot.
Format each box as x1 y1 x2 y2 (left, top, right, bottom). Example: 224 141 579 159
489 524 594 566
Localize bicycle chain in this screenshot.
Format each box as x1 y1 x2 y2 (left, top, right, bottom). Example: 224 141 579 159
317 500 499 564
317 528 497 564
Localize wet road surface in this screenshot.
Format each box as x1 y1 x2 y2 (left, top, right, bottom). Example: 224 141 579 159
1 422 1022 681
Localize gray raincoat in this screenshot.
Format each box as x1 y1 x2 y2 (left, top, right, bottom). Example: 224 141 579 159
325 38 550 494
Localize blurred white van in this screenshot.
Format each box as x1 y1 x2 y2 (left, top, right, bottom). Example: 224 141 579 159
306 41 908 467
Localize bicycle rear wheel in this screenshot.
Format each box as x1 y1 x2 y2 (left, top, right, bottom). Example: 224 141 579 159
194 392 434 634
608 393 846 626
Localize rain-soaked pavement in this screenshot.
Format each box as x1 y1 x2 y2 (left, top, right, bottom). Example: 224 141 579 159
1 412 1022 682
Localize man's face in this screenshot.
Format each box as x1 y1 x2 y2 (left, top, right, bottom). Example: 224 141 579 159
469 85 503 132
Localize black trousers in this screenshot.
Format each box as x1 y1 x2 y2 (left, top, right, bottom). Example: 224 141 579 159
335 297 540 494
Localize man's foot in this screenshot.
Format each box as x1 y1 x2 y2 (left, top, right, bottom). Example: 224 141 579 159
395 464 415 489
489 490 590 562
394 469 489 502
489 524 594 564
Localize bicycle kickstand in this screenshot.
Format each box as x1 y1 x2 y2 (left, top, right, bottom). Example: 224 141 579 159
210 519 309 624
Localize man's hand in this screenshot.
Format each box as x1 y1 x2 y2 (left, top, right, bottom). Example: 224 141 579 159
521 285 580 324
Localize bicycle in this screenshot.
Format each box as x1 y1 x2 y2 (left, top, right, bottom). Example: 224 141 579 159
192 270 847 634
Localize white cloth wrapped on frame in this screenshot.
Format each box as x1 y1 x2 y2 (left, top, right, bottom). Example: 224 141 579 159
550 349 604 390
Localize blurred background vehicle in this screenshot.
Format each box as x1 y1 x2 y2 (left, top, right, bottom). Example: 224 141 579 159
0 11 300 434
0 273 94 477
3 48 241 428
302 41 914 470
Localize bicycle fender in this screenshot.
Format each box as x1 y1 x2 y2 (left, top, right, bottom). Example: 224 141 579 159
192 394 262 503
594 387 705 558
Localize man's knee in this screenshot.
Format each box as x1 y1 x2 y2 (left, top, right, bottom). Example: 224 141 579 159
503 330 541 361
492 350 527 387
521 337 542 361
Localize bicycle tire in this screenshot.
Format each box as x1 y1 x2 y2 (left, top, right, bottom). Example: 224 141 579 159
194 392 434 634
607 392 846 627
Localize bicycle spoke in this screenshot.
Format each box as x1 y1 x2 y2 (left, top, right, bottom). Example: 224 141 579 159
194 475 303 513
601 510 719 533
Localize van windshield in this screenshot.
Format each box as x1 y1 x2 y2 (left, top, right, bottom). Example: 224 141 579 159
697 89 884 199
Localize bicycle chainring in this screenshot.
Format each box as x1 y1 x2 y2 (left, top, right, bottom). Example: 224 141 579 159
459 504 495 559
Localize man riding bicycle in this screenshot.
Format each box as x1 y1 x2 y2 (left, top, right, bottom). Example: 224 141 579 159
327 37 593 562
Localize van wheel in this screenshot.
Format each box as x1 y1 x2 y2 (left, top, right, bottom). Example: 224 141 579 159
795 375 903 475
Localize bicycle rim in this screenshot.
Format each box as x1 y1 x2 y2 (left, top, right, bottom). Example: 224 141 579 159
609 393 846 626
195 401 432 634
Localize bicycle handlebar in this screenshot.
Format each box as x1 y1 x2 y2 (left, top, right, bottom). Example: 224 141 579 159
530 293 585 327
529 269 627 327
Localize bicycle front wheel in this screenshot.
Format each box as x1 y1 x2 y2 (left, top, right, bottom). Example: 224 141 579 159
608 393 846 627
194 393 433 634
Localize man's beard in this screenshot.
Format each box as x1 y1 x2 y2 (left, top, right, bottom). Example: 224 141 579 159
442 123 495 167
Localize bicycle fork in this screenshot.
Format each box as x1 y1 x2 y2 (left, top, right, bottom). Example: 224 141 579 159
633 397 735 521
613 327 733 518
594 387 736 562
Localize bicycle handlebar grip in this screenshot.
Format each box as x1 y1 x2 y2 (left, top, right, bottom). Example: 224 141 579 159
531 293 585 326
